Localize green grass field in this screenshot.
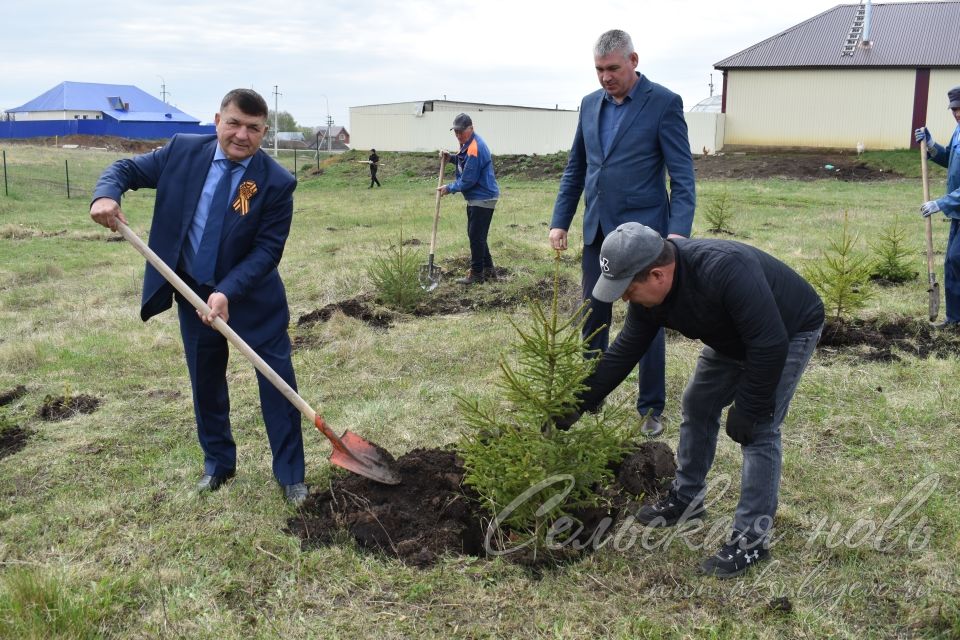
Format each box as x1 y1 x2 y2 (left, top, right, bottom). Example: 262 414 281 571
0 144 958 639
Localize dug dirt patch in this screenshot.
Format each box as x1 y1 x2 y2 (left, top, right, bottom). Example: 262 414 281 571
0 424 30 460
37 394 101 421
0 385 27 407
297 297 394 330
818 316 960 362
297 272 581 331
287 441 676 567
694 151 899 181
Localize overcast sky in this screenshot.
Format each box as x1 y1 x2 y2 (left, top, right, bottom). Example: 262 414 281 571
0 1 928 130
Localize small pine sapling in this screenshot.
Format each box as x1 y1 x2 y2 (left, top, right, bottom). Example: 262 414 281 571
869 216 917 284
366 230 425 313
704 189 735 234
456 253 631 556
804 212 874 323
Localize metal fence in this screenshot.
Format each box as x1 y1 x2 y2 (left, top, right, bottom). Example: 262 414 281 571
0 144 342 199
0 145 132 199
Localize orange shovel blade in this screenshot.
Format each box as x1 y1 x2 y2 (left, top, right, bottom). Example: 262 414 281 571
315 417 401 485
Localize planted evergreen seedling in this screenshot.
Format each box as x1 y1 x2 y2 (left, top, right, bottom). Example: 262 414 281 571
456 253 633 557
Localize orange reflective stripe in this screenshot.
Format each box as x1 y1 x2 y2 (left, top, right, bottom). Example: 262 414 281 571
467 140 479 157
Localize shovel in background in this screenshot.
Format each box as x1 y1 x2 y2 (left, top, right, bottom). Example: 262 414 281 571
419 150 445 291
116 222 401 485
920 139 941 322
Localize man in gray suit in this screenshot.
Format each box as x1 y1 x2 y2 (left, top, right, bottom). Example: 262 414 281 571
549 29 696 437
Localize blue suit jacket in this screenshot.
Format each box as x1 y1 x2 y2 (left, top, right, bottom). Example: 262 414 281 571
551 74 696 244
93 134 298 346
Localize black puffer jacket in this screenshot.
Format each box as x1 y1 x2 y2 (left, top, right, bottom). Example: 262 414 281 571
580 238 824 419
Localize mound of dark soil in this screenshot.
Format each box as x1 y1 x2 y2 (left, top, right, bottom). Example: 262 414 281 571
37 394 101 421
818 316 960 361
0 385 27 407
296 273 580 331
287 441 676 567
694 151 899 181
297 297 394 330
0 424 29 460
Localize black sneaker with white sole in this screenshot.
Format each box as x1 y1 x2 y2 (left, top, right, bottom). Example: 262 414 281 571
699 533 770 578
635 490 706 527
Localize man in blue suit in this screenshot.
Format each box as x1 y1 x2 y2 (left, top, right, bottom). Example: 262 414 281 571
549 29 696 437
89 89 308 505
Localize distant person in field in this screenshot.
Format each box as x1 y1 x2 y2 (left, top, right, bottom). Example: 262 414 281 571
555 222 824 578
916 84 960 329
88 88 309 506
438 112 500 285
368 148 381 188
548 29 696 439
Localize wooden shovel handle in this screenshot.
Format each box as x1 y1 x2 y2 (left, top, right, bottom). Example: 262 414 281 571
116 222 320 426
921 140 936 275
429 150 444 255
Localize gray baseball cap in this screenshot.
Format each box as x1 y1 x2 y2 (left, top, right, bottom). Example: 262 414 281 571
451 113 473 131
949 86 960 109
592 222 665 303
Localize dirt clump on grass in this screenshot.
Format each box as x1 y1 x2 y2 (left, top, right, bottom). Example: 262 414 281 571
287 441 676 567
0 385 27 407
694 151 899 181
37 394 101 421
0 424 30 460
818 316 960 362
296 271 581 331
297 297 394 330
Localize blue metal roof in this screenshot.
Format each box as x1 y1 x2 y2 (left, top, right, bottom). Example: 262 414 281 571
7 81 200 123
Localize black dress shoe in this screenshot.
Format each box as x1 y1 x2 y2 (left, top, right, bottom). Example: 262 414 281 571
197 470 235 493
283 482 309 505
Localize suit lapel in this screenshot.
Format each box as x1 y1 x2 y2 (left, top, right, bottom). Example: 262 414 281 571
178 139 218 247
605 75 652 159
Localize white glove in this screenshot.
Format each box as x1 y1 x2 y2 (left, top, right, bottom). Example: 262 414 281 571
921 200 941 217
915 127 934 147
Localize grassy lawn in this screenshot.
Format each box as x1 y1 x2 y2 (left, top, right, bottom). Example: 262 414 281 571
0 145 958 638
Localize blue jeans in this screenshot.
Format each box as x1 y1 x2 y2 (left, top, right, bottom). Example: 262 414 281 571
582 236 666 416
672 325 822 541
466 205 494 274
945 219 960 323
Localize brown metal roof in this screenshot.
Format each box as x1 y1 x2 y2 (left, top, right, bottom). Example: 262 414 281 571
715 2 960 69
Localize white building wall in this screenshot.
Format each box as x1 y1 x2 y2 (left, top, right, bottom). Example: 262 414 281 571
351 101 724 156
351 106 579 155
13 110 103 121
926 70 960 138
685 112 725 155
724 69 916 149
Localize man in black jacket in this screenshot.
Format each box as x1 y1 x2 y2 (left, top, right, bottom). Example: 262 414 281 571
368 149 381 188
563 222 824 578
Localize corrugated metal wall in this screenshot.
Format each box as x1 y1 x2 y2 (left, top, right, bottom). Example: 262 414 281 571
350 106 580 155
0 119 215 140
686 112 725 155
925 70 960 137
724 69 916 149
350 101 725 155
